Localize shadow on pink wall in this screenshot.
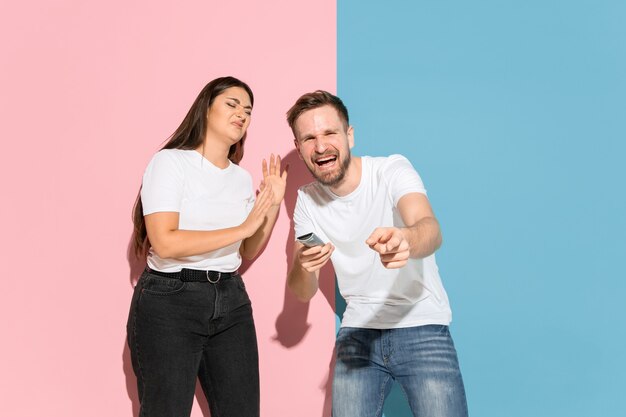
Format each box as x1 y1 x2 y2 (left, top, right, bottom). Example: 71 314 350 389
121 149 337 417
242 149 337 417
268 150 335 346
267 149 337 417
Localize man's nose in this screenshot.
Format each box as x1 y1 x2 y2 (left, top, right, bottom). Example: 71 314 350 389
314 137 328 152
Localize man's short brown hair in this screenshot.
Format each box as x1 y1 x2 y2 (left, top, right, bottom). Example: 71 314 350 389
286 90 350 135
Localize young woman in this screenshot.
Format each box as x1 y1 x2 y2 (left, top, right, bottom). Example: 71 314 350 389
127 76 286 417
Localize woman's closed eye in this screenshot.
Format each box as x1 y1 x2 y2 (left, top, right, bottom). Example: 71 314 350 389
227 101 252 116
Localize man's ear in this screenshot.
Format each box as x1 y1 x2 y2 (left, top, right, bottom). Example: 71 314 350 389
347 125 355 149
294 139 304 160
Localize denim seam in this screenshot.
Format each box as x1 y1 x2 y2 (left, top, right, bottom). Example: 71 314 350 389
203 376 221 417
376 374 392 417
132 290 147 417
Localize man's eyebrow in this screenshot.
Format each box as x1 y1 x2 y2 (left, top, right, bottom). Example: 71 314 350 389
225 97 253 109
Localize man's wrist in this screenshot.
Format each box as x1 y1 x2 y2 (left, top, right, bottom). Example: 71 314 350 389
399 227 411 242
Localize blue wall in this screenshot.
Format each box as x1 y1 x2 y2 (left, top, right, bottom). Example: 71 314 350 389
338 1 626 416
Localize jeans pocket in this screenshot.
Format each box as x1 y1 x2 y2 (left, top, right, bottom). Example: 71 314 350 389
235 275 246 290
141 276 187 296
232 275 251 307
335 328 375 367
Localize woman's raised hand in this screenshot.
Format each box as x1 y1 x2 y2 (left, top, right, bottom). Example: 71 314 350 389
260 154 287 206
240 183 274 237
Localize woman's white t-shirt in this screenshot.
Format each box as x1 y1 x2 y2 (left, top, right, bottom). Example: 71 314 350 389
141 149 254 272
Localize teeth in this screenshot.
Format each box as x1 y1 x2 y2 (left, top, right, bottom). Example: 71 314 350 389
316 156 336 164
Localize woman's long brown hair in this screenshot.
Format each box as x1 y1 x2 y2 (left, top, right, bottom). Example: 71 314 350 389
131 76 254 257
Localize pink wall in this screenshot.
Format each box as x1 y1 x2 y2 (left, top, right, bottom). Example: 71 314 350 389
0 1 336 416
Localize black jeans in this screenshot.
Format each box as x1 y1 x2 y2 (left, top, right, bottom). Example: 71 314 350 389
127 269 259 417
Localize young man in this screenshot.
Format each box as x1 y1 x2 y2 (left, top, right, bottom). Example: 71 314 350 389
286 90 468 417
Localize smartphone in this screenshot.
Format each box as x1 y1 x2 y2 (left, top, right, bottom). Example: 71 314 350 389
296 232 325 247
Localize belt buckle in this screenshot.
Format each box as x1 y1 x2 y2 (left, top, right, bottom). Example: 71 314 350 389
207 270 221 284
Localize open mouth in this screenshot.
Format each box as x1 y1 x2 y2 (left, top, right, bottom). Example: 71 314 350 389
314 155 337 167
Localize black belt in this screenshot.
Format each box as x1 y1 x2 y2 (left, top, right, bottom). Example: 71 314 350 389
145 267 237 283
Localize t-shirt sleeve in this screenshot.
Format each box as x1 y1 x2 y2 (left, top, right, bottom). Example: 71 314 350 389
141 150 185 215
383 154 427 207
293 188 316 240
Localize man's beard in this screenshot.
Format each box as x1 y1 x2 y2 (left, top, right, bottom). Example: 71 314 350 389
307 152 351 187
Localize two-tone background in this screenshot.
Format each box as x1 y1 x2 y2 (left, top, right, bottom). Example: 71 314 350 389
2 1 624 416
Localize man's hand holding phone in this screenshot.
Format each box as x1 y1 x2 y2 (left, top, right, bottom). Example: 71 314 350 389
296 233 333 273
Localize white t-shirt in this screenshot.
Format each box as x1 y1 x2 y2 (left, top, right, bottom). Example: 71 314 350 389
141 149 254 272
294 155 452 329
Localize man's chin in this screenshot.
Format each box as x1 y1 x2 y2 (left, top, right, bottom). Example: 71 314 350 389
304 161 345 186
313 170 344 187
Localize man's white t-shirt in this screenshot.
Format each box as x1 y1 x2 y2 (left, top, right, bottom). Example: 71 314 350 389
141 149 254 272
294 155 452 329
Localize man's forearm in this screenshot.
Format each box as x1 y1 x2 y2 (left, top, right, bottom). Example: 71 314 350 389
402 216 443 259
287 263 319 302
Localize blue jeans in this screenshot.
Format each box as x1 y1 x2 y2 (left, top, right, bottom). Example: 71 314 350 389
126 269 259 417
332 325 468 417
